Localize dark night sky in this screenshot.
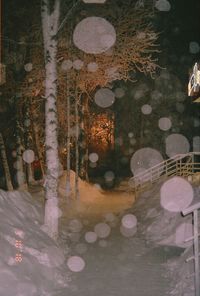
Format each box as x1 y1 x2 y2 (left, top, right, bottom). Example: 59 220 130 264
2 0 200 123
3 0 200 62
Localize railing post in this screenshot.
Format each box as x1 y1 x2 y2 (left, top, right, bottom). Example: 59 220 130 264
192 153 195 173
176 160 178 175
194 209 200 296
182 203 200 296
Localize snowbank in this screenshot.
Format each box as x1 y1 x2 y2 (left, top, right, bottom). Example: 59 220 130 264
58 170 105 202
130 178 200 296
0 189 70 296
166 246 195 296
131 178 200 248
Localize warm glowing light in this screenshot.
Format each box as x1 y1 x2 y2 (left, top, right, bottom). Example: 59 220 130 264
89 112 114 155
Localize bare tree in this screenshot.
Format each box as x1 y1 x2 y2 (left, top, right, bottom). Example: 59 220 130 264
41 0 60 239
19 0 160 211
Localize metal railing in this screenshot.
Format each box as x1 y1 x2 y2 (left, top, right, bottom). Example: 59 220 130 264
129 152 200 194
128 152 200 294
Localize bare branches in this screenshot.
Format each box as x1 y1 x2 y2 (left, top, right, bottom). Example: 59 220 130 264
41 0 50 49
52 0 61 35
21 2 160 99
17 2 160 164
56 0 81 36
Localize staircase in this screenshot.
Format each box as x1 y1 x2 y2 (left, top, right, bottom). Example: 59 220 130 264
129 152 200 194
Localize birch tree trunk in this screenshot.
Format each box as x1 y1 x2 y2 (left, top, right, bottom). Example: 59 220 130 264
0 133 13 191
41 0 60 240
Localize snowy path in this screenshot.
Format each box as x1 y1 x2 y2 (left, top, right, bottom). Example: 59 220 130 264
58 188 182 296
29 178 184 296
62 224 182 296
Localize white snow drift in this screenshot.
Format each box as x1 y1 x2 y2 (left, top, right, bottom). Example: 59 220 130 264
0 190 70 296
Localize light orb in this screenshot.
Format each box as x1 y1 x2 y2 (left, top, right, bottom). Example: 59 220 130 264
94 88 115 108
22 149 35 164
73 17 116 54
67 256 85 272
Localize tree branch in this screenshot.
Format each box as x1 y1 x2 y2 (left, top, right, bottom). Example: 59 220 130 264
41 0 50 51
56 0 81 37
51 0 60 35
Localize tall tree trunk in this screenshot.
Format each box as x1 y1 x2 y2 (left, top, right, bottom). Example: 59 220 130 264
74 88 79 199
84 96 89 182
0 133 13 190
30 99 45 176
79 94 86 180
27 163 34 183
16 122 26 188
33 124 45 176
24 101 34 184
66 84 71 200
41 0 60 240
79 94 89 181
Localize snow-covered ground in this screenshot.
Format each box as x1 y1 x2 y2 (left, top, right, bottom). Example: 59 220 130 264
0 172 199 296
129 177 200 296
0 189 70 296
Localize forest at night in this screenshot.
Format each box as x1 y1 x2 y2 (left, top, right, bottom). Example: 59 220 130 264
0 0 200 295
